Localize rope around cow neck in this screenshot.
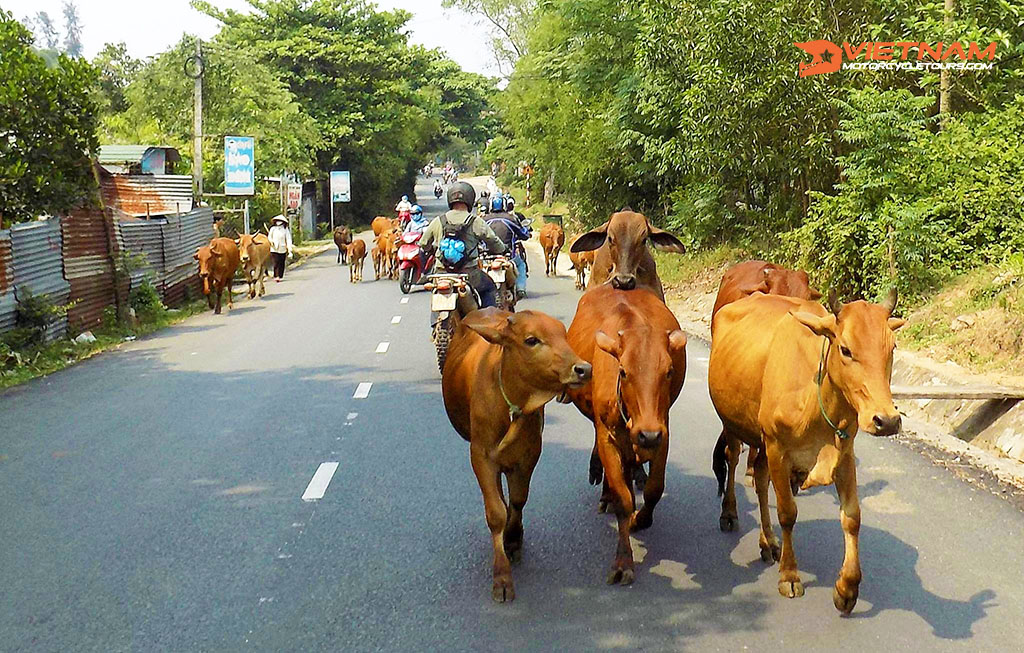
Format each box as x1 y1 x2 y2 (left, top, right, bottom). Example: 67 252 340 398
816 337 851 440
615 371 630 426
498 355 522 421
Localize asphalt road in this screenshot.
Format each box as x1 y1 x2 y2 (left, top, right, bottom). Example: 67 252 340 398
2 176 1023 652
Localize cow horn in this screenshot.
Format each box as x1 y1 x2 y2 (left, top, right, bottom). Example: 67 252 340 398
881 287 898 315
827 289 843 316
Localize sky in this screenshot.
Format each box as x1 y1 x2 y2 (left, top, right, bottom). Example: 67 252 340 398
2 0 501 76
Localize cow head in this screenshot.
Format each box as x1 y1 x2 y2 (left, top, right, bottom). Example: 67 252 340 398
194 245 216 295
596 326 687 451
789 288 906 437
466 309 592 405
570 211 684 290
764 266 822 301
237 234 256 265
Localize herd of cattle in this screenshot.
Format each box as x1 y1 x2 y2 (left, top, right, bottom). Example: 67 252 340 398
332 217 408 284
193 233 273 314
440 209 906 617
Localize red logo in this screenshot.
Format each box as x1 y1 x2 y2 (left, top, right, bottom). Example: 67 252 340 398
794 40 998 77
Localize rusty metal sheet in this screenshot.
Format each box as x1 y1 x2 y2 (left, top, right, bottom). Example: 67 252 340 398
0 230 14 334
100 173 193 218
117 218 167 292
10 219 71 341
63 208 116 332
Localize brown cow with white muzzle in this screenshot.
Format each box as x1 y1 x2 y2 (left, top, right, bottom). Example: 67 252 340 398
237 233 271 299
194 238 240 314
708 289 904 614
442 308 592 603
566 284 687 585
334 226 352 264
569 210 685 300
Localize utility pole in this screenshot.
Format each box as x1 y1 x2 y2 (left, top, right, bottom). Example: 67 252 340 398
192 38 204 203
939 0 954 125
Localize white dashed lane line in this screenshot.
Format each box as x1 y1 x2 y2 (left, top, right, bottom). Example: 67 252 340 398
301 462 339 502
400 297 410 304
353 382 373 399
346 412 358 420
376 342 390 354
391 315 402 324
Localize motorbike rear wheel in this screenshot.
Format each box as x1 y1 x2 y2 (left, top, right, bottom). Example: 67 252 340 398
433 317 454 374
399 267 413 294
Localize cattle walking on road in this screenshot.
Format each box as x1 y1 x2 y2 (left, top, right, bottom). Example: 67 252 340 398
237 233 271 299
334 226 353 264
708 289 905 614
194 238 240 315
539 223 565 276
568 247 595 290
348 239 367 283
570 210 685 300
442 308 592 603
566 285 687 585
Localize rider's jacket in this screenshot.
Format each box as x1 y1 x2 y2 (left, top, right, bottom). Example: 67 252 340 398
405 214 430 234
484 212 531 253
419 209 507 270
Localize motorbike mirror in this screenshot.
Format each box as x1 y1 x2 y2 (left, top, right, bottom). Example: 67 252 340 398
521 218 533 227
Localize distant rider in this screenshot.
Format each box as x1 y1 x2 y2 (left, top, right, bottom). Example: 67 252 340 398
404 205 430 234
485 208 531 300
419 181 507 309
395 195 413 227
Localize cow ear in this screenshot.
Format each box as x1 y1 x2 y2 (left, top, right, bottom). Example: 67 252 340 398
668 329 687 354
595 330 621 359
570 222 609 253
193 251 200 261
648 225 685 254
888 317 907 332
790 311 838 339
808 286 823 300
466 322 509 346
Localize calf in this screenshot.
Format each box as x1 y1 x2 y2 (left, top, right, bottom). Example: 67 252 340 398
443 308 592 603
711 260 823 484
237 233 271 299
568 246 595 290
709 289 904 613
334 226 353 264
348 239 367 283
194 238 240 314
570 210 685 300
371 236 386 281
566 285 687 585
539 222 565 276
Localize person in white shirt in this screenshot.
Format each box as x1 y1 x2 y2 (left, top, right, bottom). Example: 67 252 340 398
267 215 294 282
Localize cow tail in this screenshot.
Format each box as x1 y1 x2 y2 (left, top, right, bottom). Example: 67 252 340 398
712 433 728 497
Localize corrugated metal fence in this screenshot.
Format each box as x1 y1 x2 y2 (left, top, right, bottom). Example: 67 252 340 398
0 207 213 341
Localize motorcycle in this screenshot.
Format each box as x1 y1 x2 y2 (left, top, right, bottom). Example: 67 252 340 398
397 209 411 229
480 254 517 311
433 184 443 199
397 231 434 294
425 273 479 374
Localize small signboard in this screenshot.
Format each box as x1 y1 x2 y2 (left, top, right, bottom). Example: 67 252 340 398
287 183 302 210
224 136 255 196
330 170 351 203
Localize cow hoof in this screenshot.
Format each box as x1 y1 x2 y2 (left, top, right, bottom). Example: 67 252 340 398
760 542 781 563
778 579 805 598
491 578 515 603
597 499 609 513
745 471 755 488
833 584 858 615
607 567 635 586
214 308 222 315
719 515 738 532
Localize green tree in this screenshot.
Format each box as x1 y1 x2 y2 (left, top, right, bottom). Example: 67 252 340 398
0 9 99 226
61 0 82 57
91 42 142 114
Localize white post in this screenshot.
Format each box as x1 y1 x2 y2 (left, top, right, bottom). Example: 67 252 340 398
243 199 250 234
193 38 203 203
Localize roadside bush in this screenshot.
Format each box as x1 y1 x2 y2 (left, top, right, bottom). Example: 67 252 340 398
13 287 74 345
129 278 165 319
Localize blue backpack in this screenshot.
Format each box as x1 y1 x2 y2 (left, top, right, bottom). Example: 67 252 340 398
438 214 476 271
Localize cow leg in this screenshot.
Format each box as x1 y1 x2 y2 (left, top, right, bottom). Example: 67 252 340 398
206 292 215 310
596 426 636 585
246 268 256 299
503 443 541 565
753 446 780 563
744 444 758 486
718 430 742 532
226 277 233 309
833 453 862 614
632 446 667 532
214 287 222 314
258 264 266 297
766 443 803 598
589 443 603 486
470 444 514 603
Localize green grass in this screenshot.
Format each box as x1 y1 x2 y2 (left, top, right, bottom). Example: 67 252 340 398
0 299 209 391
654 245 750 288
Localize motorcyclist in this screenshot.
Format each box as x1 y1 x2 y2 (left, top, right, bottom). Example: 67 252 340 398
395 195 413 226
419 181 507 309
433 178 443 197
404 205 430 234
485 208 531 300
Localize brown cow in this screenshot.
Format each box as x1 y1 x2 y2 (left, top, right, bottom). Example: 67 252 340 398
334 226 353 264
371 235 386 281
711 260 823 483
348 239 367 283
539 222 565 276
442 308 592 603
372 216 399 237
237 233 271 299
568 246 595 290
570 210 685 301
708 289 904 614
384 228 401 280
566 284 687 585
194 238 240 314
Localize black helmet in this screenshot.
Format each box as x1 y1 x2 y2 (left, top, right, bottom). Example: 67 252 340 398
447 181 476 209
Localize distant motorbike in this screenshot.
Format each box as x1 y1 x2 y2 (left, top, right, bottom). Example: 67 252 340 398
480 254 517 312
397 231 434 294
425 273 479 374
433 184 443 199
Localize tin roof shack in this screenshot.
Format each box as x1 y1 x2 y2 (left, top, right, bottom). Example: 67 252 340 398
98 145 181 175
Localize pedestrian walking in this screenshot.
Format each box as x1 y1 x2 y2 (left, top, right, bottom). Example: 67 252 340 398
268 215 293 282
